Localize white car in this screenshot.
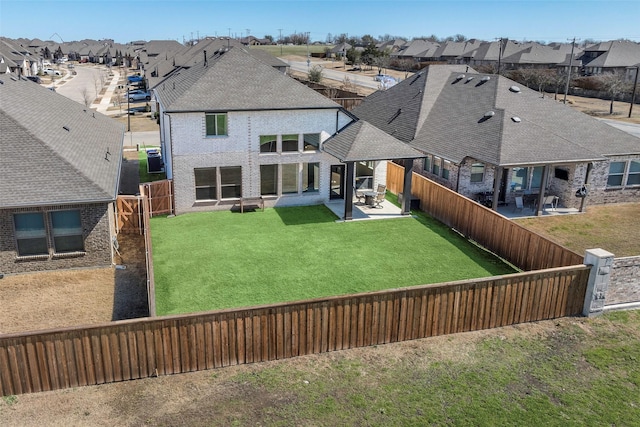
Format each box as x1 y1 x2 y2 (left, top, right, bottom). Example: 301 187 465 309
43 68 61 76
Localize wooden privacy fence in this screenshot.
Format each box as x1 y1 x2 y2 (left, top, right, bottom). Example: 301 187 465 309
115 180 173 235
140 179 173 217
115 195 142 234
0 265 589 396
386 162 584 271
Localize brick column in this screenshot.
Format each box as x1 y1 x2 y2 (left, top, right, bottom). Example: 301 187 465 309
583 248 615 317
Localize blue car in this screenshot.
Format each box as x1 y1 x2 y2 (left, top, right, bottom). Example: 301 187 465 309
127 74 143 83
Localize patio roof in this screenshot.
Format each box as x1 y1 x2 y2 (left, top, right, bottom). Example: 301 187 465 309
322 120 424 162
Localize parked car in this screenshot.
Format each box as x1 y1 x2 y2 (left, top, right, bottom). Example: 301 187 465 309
43 68 61 76
26 76 42 84
127 74 143 83
126 90 151 102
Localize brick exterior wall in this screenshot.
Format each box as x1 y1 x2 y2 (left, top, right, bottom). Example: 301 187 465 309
0 203 114 275
606 256 640 306
164 109 369 215
414 156 640 209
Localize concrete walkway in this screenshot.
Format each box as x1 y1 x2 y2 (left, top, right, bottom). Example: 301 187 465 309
93 69 121 114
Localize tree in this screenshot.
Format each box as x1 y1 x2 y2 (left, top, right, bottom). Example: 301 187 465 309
361 34 377 46
346 47 361 65
372 55 391 75
308 65 323 83
326 33 333 44
597 72 631 114
264 35 274 43
453 34 467 42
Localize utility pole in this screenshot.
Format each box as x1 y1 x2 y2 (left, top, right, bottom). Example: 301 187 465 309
629 66 639 118
246 29 250 44
495 37 506 75
278 28 283 55
563 37 578 104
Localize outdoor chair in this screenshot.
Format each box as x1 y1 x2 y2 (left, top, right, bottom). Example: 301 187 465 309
372 184 387 208
542 195 558 211
354 187 366 204
513 196 524 212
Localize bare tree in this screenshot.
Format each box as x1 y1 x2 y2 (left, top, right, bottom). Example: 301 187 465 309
597 72 631 114
80 88 92 107
307 65 323 83
340 76 357 93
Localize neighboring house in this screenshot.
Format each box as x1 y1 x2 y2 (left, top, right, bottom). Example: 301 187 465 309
580 40 640 76
0 75 124 275
153 46 364 214
353 64 640 213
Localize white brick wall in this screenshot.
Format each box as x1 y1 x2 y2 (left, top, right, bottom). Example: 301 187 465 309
164 108 363 214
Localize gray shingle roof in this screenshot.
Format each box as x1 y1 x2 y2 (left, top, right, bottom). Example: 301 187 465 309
323 120 424 162
351 65 471 143
583 40 640 68
154 47 340 112
0 76 124 208
354 64 640 167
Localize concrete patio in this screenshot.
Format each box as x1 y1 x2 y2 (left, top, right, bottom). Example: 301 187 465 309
325 198 411 221
496 202 581 219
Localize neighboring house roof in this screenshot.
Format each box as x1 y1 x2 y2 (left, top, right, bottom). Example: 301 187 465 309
352 64 471 143
0 75 124 208
470 40 531 62
501 43 581 66
395 39 440 58
330 42 351 53
353 64 640 168
582 40 640 68
433 40 483 59
154 46 340 112
323 120 424 162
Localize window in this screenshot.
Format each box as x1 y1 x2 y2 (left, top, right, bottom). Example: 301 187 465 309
260 135 277 153
282 164 298 194
282 134 299 152
260 164 278 196
220 166 242 198
205 113 227 136
195 168 217 200
423 156 431 173
302 162 320 192
355 161 374 189
442 161 451 180
432 157 441 175
607 162 625 187
627 161 640 186
531 166 543 189
51 210 83 253
303 133 320 151
470 163 485 183
14 212 47 256
511 167 528 190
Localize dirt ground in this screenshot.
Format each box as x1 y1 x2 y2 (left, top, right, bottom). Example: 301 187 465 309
0 233 148 335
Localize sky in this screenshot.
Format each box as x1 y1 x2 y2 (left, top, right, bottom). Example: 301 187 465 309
1 0 639 45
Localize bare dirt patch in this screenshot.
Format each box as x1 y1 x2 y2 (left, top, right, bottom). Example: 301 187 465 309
0 233 147 335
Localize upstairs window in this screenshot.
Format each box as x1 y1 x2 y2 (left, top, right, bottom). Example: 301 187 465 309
205 113 227 136
260 135 277 153
282 134 299 152
627 161 640 186
303 133 320 151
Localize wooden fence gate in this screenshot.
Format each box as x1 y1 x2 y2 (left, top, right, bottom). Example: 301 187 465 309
116 195 142 234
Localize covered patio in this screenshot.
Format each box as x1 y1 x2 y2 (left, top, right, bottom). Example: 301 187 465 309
322 120 424 221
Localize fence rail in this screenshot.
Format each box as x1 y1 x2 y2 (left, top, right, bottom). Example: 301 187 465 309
1 266 589 396
386 162 584 271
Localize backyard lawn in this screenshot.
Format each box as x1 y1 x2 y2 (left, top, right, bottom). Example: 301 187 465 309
151 205 517 315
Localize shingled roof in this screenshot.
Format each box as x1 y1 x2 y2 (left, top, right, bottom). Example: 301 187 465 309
323 120 423 162
154 46 339 112
354 64 640 168
0 76 124 208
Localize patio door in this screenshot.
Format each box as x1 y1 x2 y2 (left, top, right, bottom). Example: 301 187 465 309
330 164 345 199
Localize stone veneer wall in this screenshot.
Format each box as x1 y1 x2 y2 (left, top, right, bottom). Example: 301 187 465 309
605 256 640 306
0 203 113 275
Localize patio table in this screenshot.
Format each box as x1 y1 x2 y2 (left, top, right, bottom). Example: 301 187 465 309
364 191 377 207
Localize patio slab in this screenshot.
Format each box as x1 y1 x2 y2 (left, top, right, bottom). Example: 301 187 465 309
497 203 581 219
325 199 411 221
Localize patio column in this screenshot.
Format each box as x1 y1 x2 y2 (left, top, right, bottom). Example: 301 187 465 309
492 167 502 211
401 159 413 215
344 161 355 220
535 165 550 216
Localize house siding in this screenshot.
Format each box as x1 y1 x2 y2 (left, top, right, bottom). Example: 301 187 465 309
167 109 355 214
0 203 114 275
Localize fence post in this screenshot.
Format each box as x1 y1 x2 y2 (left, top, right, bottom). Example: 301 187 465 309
582 248 615 317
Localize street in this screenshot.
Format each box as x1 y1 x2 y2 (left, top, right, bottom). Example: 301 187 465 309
53 64 107 106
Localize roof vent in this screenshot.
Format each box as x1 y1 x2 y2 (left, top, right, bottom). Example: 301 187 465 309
511 116 521 123
484 111 495 118
509 85 521 93
10 76 17 82
456 74 465 80
63 126 70 131
481 76 490 82
466 76 474 82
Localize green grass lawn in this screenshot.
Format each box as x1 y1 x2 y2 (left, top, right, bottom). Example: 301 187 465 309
151 205 516 315
250 44 330 57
